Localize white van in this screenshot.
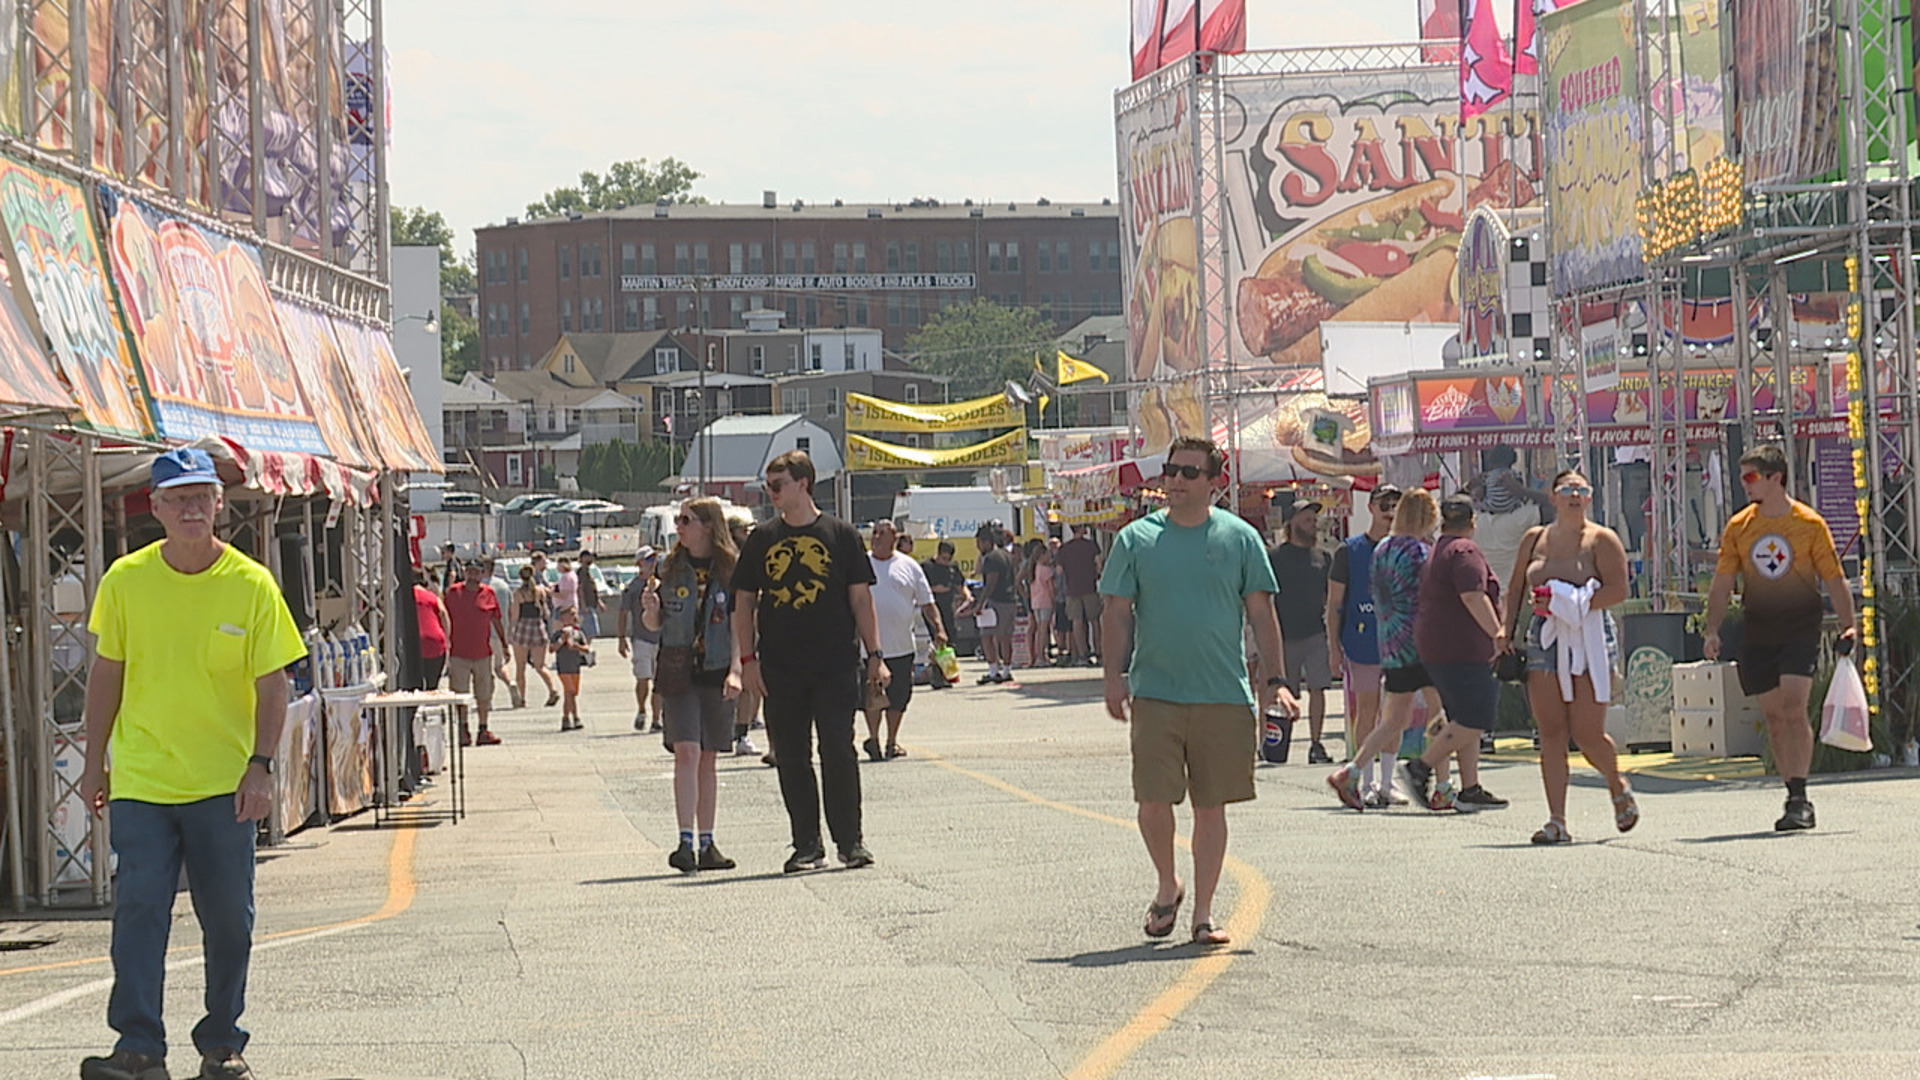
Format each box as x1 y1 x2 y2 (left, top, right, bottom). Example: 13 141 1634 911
639 498 748 553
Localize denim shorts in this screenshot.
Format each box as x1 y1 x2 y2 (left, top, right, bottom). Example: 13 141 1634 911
1524 611 1618 675
1426 660 1500 732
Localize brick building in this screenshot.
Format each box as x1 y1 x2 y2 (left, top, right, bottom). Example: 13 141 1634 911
472 196 1124 371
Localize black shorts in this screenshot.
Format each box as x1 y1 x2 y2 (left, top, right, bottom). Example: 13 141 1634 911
1427 660 1500 732
879 654 915 713
1737 636 1820 697
1383 664 1432 693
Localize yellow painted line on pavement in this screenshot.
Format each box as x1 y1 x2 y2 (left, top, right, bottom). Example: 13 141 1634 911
926 753 1273 1080
0 811 419 985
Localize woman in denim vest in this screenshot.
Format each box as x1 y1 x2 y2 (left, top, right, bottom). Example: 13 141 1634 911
642 497 743 873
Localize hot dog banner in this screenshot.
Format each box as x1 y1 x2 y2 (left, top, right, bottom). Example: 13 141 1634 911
1542 0 1645 296
101 189 329 455
1221 66 1542 370
844 389 1022 434
845 428 1028 471
1115 76 1200 384
0 154 150 437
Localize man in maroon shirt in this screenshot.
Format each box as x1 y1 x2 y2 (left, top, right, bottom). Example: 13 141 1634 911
1056 528 1104 665
445 559 510 745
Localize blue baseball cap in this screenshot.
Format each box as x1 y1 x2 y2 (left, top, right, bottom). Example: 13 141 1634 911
151 447 220 490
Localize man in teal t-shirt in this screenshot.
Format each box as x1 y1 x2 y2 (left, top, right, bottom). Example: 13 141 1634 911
1100 436 1297 948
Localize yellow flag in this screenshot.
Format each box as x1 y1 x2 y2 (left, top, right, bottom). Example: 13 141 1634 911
1038 394 1051 419
1056 350 1109 386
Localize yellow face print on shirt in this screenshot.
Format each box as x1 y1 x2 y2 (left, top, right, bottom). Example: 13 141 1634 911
763 535 833 609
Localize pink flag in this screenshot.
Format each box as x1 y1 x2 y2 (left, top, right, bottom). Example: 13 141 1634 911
1460 0 1514 120
1132 0 1247 80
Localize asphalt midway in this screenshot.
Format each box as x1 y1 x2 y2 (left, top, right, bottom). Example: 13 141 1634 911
3 658 1919 1079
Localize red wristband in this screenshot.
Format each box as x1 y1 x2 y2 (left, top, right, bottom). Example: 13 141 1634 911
740 653 757 664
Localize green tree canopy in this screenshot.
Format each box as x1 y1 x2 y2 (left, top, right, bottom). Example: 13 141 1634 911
904 300 1056 399
577 439 686 498
525 158 706 220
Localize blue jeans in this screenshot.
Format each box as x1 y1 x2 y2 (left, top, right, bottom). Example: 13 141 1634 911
108 795 256 1059
581 608 601 639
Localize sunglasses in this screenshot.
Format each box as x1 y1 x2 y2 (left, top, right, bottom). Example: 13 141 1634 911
766 477 790 493
1555 484 1593 497
1741 470 1767 484
674 514 694 525
1161 462 1209 480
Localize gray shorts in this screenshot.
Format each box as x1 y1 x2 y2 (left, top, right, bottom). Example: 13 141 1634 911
986 600 1018 639
1281 633 1334 691
662 684 733 751
1063 592 1103 623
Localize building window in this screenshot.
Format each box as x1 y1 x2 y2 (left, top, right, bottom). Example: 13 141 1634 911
517 249 528 281
826 397 839 417
641 243 657 274
784 296 800 325
1056 291 1071 321
1056 240 1071 273
1112 391 1128 411
1008 290 1021 305
904 241 919 272
787 344 799 368
937 240 952 272
750 344 765 373
855 300 869 326
1105 240 1120 271
655 347 679 374
749 242 765 273
730 296 746 327
730 242 744 274
988 242 1002 272
563 353 575 375
519 302 530 334
1087 241 1101 273
833 242 848 273
957 240 972 271
622 243 637 275
853 242 867 272
800 241 816 273
1006 242 1021 272
694 243 709 274
810 343 823 371
781 241 797 273
675 296 692 327
905 294 921 325
623 297 639 330
560 299 571 331
506 454 523 486
904 384 920 404
781 388 810 413
887 296 902 325
643 296 659 329
586 243 601 277
887 242 901 271
1038 243 1053 273
674 243 690 274
591 298 605 330
560 245 570 279
1039 293 1052 320
804 298 819 326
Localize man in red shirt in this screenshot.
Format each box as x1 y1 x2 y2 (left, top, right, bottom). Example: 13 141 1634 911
446 559 509 745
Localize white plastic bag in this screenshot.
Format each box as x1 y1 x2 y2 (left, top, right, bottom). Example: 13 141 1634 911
1820 658 1873 753
974 605 998 630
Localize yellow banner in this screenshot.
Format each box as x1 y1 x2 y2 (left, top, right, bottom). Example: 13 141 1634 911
844 390 1022 433
845 429 1028 471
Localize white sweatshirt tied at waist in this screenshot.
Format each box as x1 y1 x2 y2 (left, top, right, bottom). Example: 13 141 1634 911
1539 578 1610 703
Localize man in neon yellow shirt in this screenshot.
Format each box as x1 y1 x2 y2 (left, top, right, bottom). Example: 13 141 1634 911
80 448 307 1080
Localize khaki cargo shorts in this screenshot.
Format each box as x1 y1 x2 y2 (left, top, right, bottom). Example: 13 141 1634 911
1129 697 1258 807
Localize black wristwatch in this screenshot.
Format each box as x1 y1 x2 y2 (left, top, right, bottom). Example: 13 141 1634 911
248 753 274 774
1265 676 1295 694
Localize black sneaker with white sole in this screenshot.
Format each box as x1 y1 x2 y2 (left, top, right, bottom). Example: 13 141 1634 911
1395 760 1433 807
1455 784 1509 809
783 845 827 874
839 843 875 869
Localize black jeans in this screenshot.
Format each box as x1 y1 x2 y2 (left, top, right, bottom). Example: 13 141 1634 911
762 659 863 852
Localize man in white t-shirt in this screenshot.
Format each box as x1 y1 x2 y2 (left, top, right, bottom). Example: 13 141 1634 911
864 519 944 761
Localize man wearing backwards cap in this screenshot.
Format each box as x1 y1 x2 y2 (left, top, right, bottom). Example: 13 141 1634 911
81 447 307 1080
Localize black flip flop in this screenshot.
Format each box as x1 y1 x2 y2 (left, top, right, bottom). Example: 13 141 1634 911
1144 889 1184 939
862 737 884 762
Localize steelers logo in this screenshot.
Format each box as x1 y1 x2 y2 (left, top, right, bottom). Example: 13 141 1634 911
1750 534 1793 580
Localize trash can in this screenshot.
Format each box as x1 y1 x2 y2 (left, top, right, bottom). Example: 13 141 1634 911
1617 612 1700 751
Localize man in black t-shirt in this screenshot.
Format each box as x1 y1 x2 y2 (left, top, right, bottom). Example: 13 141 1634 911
973 523 1018 684
732 450 884 873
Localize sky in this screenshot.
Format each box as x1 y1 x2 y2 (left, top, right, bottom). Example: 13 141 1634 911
386 0 1411 259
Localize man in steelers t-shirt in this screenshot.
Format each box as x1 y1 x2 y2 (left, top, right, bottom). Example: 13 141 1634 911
1703 445 1856 832
732 450 885 873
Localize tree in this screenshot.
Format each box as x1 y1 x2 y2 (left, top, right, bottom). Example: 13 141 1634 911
524 158 706 220
440 306 481 381
904 300 1057 399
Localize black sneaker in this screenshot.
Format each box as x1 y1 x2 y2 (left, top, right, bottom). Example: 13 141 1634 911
198 1049 254 1080
839 843 875 869
1307 742 1333 765
783 845 827 874
668 841 699 873
1479 732 1496 754
862 736 885 763
1775 798 1816 832
79 1050 170 1080
697 844 737 871
977 673 998 685
1455 784 1510 809
1395 760 1433 807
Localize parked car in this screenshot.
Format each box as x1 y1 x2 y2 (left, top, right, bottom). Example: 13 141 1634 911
440 491 488 513
499 493 557 514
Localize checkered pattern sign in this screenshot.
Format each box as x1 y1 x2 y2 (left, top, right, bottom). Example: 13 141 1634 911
1507 233 1552 363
